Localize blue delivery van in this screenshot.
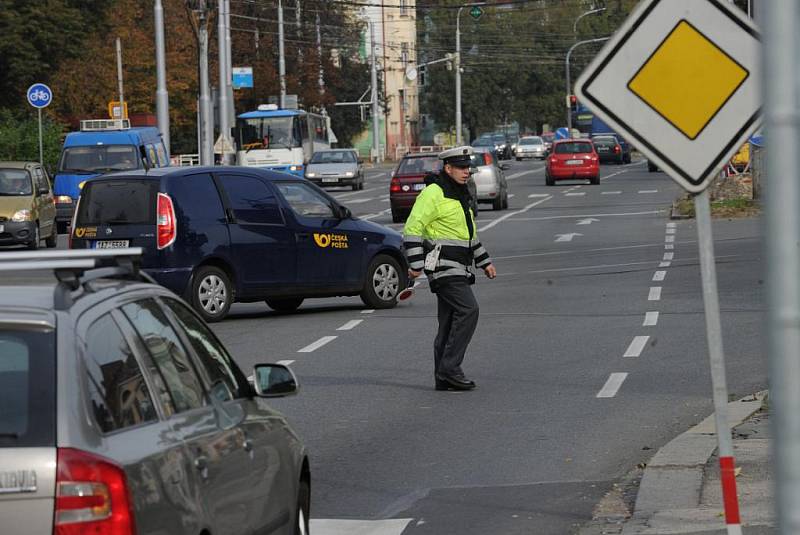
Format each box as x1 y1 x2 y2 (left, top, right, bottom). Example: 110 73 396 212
53 119 168 233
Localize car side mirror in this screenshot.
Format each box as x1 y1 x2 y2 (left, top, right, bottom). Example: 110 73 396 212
252 364 298 397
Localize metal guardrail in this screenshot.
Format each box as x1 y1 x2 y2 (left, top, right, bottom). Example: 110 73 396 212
170 154 200 167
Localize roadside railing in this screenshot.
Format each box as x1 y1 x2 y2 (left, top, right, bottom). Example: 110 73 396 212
170 154 200 167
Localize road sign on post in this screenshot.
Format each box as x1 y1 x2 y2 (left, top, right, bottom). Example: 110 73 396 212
27 83 52 165
575 3 762 534
469 6 483 20
575 0 760 193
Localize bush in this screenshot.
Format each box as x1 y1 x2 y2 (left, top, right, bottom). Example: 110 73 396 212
0 109 65 173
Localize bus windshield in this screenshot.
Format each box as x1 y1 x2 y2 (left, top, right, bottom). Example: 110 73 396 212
58 145 139 173
237 117 301 150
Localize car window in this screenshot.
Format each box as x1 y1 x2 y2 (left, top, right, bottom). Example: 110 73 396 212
555 142 594 154
123 299 206 412
0 328 55 447
0 169 33 196
84 314 158 433
219 174 283 224
160 298 244 402
76 179 158 225
397 156 440 175
167 173 225 222
520 137 542 145
275 181 335 218
311 151 356 164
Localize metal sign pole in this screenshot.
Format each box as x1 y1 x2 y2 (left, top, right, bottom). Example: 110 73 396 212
694 189 741 534
37 108 43 165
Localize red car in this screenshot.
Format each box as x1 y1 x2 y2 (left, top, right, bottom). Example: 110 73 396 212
545 139 600 186
389 153 442 223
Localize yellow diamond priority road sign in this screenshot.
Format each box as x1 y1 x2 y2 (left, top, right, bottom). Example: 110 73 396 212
575 0 761 192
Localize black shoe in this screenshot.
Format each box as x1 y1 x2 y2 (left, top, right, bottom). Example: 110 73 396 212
435 374 476 391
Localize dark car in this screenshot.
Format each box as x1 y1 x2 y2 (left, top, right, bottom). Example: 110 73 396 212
389 153 477 223
592 133 631 163
591 135 627 164
0 249 310 535
546 139 600 185
70 166 407 321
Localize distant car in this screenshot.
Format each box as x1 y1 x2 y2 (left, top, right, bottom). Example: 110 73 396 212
71 166 407 321
592 133 632 163
0 249 310 535
389 153 477 223
541 132 555 153
515 136 547 160
471 149 509 211
471 136 500 159
0 161 57 249
545 139 600 185
305 148 364 191
591 135 626 164
491 133 513 160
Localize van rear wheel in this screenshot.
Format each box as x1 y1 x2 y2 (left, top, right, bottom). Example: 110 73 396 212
191 266 232 322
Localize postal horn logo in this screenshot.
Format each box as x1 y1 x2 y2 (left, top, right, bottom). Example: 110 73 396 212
75 227 85 238
313 233 331 247
313 233 349 249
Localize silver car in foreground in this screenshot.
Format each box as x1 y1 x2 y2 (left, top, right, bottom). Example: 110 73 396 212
471 149 510 211
515 136 547 160
305 149 364 190
0 249 310 535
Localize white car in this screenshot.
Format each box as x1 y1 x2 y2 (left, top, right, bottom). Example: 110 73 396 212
515 136 547 160
471 149 510 211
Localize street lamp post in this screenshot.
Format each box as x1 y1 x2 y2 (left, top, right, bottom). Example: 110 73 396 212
455 2 486 146
573 7 606 34
565 37 609 130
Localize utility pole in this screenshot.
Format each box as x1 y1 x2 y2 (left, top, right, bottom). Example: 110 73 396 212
154 0 170 154
370 20 381 163
189 1 214 165
316 13 325 107
115 38 125 124
217 0 231 164
455 7 464 145
225 0 234 134
565 37 609 130
278 0 287 108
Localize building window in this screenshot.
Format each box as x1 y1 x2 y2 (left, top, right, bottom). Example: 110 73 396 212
401 42 409 69
399 0 408 16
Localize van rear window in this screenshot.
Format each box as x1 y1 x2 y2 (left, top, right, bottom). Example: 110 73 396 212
0 328 55 447
77 179 158 225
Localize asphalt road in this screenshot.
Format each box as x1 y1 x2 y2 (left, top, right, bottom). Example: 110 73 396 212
202 158 766 534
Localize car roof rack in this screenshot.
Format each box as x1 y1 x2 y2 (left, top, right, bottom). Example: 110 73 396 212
0 248 156 310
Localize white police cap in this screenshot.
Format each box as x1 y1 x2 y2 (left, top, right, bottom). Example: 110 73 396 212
439 145 474 167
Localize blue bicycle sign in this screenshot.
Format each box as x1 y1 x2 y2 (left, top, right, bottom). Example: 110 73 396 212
27 83 53 109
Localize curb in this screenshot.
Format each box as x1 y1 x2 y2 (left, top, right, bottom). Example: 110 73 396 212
621 391 768 534
670 199 692 220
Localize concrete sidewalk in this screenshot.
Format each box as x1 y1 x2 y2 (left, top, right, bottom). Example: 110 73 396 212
582 393 774 534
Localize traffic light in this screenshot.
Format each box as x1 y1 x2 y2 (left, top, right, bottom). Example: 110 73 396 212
569 94 578 111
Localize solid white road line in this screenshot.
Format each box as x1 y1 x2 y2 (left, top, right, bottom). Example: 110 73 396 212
643 311 659 327
663 252 674 260
624 336 650 357
346 198 375 204
653 270 666 282
361 309 375 314
601 169 629 180
277 360 296 366
298 336 337 353
601 191 622 195
648 287 662 301
638 190 658 194
665 235 675 243
597 373 628 398
659 261 671 268
337 320 363 331
478 196 552 233
528 193 550 198
311 519 412 534
510 209 663 222
506 167 545 180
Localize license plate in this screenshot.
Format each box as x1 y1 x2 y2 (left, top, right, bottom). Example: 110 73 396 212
413 183 426 191
566 159 584 165
94 240 130 249
597 147 609 152
322 177 338 183
0 224 4 233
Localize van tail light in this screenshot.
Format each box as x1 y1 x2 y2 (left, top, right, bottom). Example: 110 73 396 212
390 177 401 193
157 192 176 249
613 146 621 153
55 448 136 535
483 153 492 166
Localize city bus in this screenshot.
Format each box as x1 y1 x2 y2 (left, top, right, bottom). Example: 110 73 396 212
233 104 331 176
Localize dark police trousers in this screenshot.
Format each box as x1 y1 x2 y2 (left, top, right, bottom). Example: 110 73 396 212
434 277 480 377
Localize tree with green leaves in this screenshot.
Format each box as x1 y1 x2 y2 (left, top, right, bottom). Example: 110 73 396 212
0 109 65 172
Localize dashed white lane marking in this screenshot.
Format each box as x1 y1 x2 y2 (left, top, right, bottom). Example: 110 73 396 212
665 235 675 243
666 222 677 228
346 197 374 204
597 373 628 398
508 193 515 198
478 196 552 233
277 360 296 366
361 309 375 314
298 336 337 353
659 261 671 268
665 244 674 250
602 191 622 195
653 270 667 282
362 208 391 220
601 169 630 180
643 311 659 327
663 252 674 260
565 192 586 197
554 233 582 242
311 518 412 534
381 199 389 202
638 190 658 194
337 320 363 331
506 167 545 180
528 193 550 198
624 336 650 358
666 227 676 234
649 287 662 301
511 210 663 222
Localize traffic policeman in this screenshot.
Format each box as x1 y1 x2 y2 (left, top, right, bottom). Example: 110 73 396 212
403 146 497 391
